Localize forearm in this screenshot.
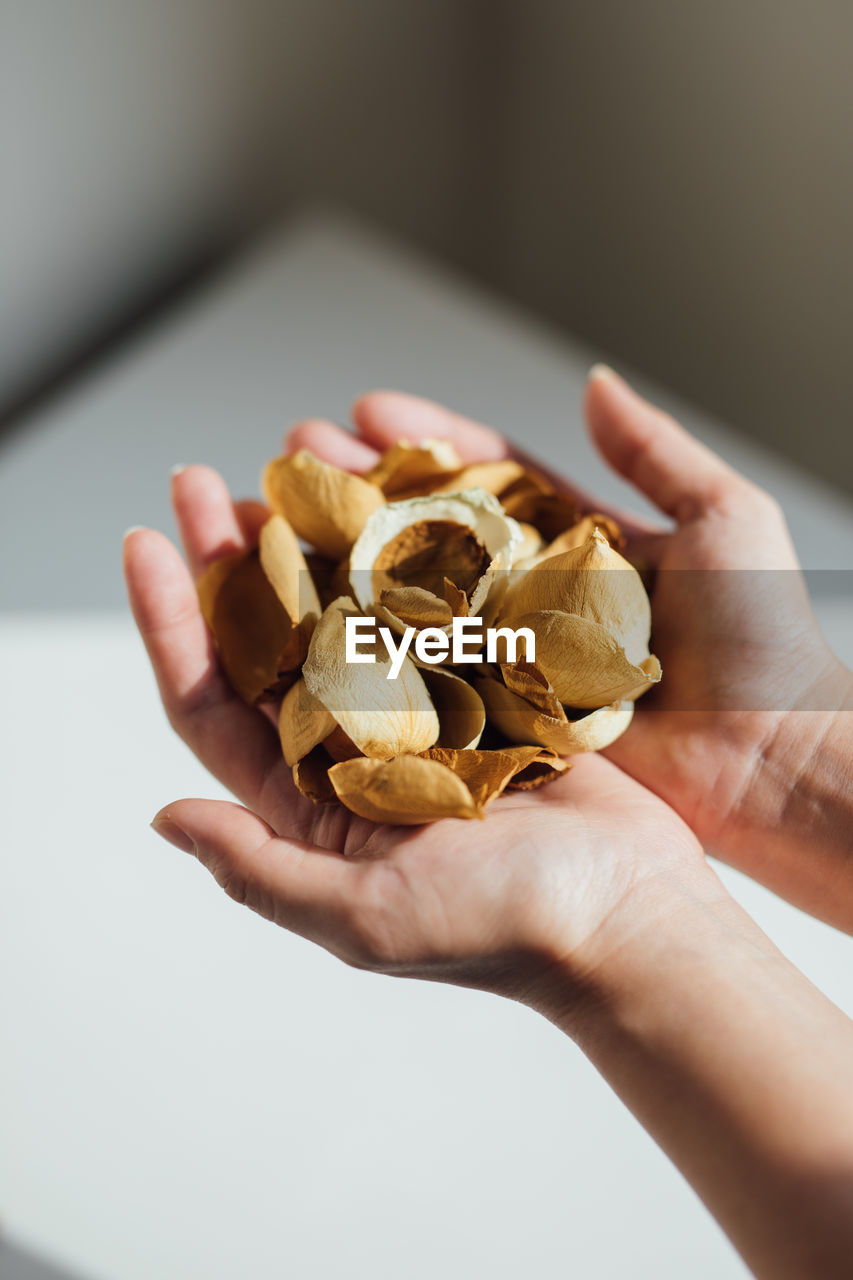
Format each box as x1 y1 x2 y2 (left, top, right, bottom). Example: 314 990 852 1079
534 869 853 1279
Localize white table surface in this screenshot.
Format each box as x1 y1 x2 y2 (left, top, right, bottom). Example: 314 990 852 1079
1 213 852 1280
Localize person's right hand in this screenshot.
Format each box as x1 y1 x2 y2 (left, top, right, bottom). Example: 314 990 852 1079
581 368 853 926
302 373 853 930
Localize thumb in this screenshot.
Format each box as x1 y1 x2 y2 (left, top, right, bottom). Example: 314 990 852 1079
584 366 740 523
150 798 357 942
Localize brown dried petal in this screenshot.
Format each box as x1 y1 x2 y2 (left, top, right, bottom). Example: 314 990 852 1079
420 745 567 807
477 668 636 753
328 755 480 824
511 610 660 708
429 459 527 497
197 550 304 705
420 667 486 749
258 513 321 622
365 439 463 496
379 585 454 629
292 746 338 804
501 529 651 664
519 515 623 568
278 678 337 767
263 451 384 559
500 490 578 541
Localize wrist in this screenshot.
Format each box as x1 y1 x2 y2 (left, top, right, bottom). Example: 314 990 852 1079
720 662 853 930
524 857 766 1041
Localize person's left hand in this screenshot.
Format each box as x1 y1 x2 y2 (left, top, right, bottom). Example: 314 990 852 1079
124 461 717 1017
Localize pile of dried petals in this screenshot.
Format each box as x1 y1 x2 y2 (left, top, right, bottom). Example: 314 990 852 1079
197 439 661 824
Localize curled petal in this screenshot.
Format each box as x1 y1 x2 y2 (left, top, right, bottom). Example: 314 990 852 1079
292 746 337 804
278 678 337 766
420 666 486 749
264 450 384 559
509 609 660 708
517 515 623 569
421 746 568 805
502 529 652 664
302 597 439 759
197 522 313 701
329 755 481 824
379 586 454 629
365 439 463 496
477 667 636 752
349 488 522 619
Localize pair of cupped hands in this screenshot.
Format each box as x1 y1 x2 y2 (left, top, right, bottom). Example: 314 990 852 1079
124 367 852 1022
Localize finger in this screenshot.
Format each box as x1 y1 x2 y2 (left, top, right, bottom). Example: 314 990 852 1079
353 389 661 539
585 365 740 523
234 499 270 546
171 465 249 581
285 418 380 472
151 798 361 953
351 390 511 461
123 528 293 824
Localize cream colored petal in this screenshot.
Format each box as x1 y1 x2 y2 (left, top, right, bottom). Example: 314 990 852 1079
365 439 463 496
511 610 660 708
349 489 523 616
477 670 636 752
501 529 652 664
302 597 439 759
263 450 384 559
329 755 480 824
420 667 486 749
278 678 337 766
197 550 304 705
512 522 545 566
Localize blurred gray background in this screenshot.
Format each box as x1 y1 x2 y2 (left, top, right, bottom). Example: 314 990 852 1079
2 0 851 492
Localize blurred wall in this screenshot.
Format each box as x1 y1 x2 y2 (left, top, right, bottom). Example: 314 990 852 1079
3 1 851 492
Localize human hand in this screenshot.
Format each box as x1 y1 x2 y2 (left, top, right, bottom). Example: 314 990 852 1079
287 375 853 929
124 462 713 1013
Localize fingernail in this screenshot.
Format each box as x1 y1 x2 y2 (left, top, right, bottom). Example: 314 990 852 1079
170 464 187 478
151 816 196 855
123 525 146 539
588 363 618 382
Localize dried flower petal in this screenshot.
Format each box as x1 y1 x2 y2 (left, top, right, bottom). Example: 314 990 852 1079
518 515 623 568
365 439 463 496
278 678 337 767
292 746 338 804
508 610 660 708
379 585 454 629
302 597 439 758
263 450 384 559
477 665 636 752
198 516 316 705
349 489 523 622
420 666 486 749
329 754 481 824
501 528 653 665
421 745 568 806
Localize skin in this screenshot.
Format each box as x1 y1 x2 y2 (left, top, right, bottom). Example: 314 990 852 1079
124 369 853 1278
288 369 853 931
